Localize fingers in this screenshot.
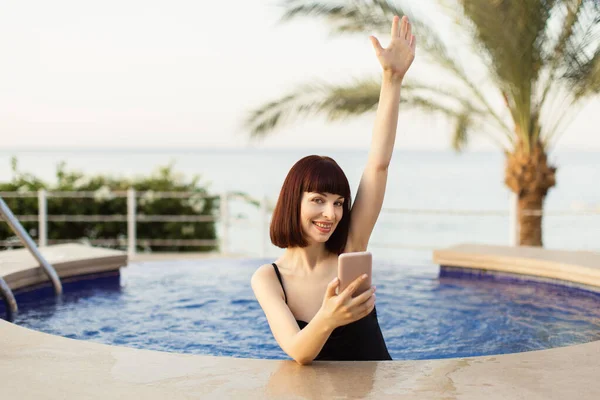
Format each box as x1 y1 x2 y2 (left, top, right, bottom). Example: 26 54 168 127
341 274 368 299
399 15 406 39
369 36 383 55
391 15 399 37
349 286 375 307
325 277 339 299
337 283 376 324
349 291 376 321
361 294 376 317
393 16 412 42
410 34 416 51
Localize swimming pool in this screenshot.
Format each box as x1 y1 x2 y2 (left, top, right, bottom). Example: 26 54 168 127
4 258 600 360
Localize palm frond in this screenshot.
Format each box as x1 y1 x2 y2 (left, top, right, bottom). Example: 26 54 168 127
463 0 556 82
279 0 514 136
245 78 381 138
451 112 471 152
535 0 600 144
400 95 461 118
458 0 559 150
401 83 482 113
560 0 600 98
248 1 600 154
280 0 403 34
245 77 478 138
401 97 509 151
537 0 584 109
245 73 514 152
570 48 600 96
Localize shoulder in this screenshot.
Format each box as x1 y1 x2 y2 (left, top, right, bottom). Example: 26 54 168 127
251 263 287 304
251 263 278 292
252 263 275 280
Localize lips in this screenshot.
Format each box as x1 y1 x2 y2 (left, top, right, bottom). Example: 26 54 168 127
313 221 333 233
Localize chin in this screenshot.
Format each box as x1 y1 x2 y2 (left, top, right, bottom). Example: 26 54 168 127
305 234 332 245
304 225 337 244
315 232 335 243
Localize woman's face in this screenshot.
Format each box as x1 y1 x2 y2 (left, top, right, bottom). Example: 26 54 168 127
300 191 345 245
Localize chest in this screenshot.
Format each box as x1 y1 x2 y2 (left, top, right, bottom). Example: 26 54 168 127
283 269 337 323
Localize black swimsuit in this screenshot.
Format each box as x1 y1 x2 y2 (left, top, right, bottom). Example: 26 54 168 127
272 263 391 361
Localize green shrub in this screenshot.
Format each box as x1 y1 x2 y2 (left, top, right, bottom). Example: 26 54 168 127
0 158 219 252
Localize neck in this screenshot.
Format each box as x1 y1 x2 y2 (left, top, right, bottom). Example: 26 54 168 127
282 244 334 273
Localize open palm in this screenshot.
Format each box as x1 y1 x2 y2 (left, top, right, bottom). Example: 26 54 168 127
370 16 416 80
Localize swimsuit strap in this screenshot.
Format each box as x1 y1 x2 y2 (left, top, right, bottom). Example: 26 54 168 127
271 263 288 303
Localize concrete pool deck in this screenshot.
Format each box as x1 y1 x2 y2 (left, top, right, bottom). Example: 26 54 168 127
1 243 600 399
0 243 127 291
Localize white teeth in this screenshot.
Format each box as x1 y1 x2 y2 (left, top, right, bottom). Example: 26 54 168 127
314 222 332 229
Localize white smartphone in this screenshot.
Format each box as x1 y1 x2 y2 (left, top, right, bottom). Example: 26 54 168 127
337 251 372 297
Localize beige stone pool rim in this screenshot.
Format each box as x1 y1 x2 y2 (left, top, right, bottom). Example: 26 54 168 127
1 243 599 399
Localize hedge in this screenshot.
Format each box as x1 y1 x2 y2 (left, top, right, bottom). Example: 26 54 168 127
0 157 219 252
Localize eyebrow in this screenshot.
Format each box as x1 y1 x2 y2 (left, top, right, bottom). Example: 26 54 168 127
316 192 344 200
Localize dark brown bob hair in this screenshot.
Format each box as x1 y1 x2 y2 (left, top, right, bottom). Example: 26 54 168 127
270 155 352 255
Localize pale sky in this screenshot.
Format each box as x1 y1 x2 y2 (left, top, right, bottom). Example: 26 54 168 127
1 0 598 151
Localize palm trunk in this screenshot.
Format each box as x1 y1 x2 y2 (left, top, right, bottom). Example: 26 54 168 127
505 141 556 246
517 191 544 246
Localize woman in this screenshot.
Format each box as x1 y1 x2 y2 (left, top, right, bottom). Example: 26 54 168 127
252 15 416 364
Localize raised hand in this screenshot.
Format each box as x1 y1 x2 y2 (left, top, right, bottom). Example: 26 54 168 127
370 16 416 81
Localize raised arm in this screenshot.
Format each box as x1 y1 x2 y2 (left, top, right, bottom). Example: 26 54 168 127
346 16 416 252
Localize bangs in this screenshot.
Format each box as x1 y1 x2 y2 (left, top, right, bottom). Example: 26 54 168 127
302 157 350 199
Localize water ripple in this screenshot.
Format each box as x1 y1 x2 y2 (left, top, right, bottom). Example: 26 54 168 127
4 259 600 360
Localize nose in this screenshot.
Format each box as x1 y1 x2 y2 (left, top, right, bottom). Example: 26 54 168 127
322 202 335 219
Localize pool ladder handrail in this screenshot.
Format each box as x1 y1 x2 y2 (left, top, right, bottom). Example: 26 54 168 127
0 196 63 315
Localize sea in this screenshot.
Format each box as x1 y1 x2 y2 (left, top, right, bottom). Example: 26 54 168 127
1 148 598 264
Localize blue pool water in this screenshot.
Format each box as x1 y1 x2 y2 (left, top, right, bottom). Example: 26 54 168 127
4 259 600 360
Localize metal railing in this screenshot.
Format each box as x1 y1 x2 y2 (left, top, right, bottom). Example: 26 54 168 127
0 196 63 315
1 190 599 257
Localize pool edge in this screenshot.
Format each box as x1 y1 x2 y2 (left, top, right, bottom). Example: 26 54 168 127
1 243 600 399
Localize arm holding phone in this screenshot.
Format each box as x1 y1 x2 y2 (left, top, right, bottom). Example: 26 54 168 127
252 267 376 365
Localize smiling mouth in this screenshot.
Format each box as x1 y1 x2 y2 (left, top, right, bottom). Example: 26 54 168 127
313 221 333 233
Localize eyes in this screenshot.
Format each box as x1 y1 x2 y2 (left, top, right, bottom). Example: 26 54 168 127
312 197 344 207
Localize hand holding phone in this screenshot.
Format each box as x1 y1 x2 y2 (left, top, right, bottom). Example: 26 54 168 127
319 253 376 329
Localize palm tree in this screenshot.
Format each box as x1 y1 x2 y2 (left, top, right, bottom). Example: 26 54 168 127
245 0 600 246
